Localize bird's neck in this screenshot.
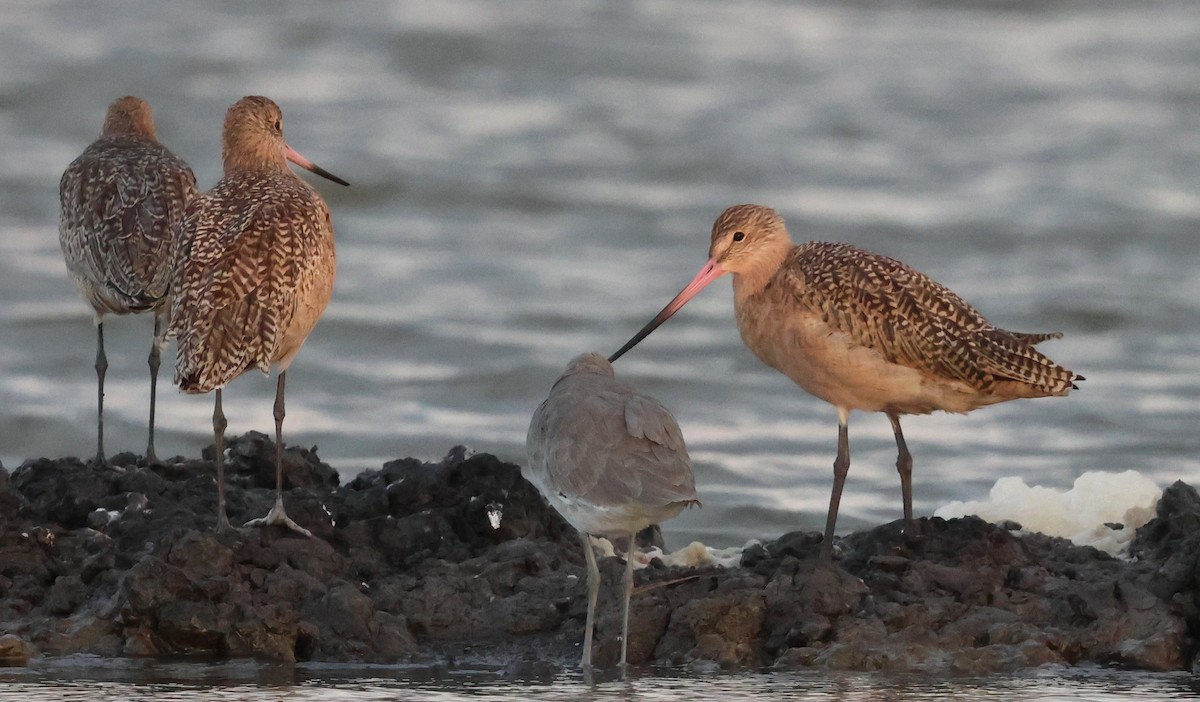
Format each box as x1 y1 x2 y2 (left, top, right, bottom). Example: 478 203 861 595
102 110 156 141
222 139 288 177
731 241 790 300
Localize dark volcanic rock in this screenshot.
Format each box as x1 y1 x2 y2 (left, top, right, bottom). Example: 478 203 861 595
1129 481 1200 661
0 435 1198 674
0 465 21 534
748 516 1190 673
1 437 583 665
223 431 340 492
10 458 119 529
0 633 32 665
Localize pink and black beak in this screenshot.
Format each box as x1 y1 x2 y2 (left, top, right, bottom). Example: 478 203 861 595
285 144 350 187
609 258 726 363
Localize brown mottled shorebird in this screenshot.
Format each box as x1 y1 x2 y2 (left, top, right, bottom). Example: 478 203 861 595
609 204 1081 560
171 96 348 535
58 96 198 466
526 352 699 673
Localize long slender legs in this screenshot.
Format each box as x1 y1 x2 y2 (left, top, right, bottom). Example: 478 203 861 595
575 535 637 675
579 531 599 671
821 407 852 561
213 389 231 533
146 313 164 464
821 410 915 559
619 534 635 677
887 411 914 523
274 370 285 494
93 320 108 466
91 313 167 466
244 371 312 536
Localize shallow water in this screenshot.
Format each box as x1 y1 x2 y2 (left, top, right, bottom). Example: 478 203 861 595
1 660 1200 702
1 0 1199 553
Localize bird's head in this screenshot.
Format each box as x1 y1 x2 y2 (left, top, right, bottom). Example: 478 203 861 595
707 204 793 286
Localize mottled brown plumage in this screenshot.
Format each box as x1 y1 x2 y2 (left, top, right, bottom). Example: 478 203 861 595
172 168 336 392
740 239 1078 414
526 352 698 672
171 95 347 535
58 95 197 465
610 204 1081 560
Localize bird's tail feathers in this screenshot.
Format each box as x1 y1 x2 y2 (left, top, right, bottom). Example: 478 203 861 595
1007 330 1063 346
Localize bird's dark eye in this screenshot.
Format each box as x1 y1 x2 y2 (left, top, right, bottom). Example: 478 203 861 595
733 231 746 242
273 119 282 131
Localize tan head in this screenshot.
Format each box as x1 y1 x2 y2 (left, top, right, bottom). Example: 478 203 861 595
102 96 156 140
608 204 793 363
708 204 792 284
221 96 349 186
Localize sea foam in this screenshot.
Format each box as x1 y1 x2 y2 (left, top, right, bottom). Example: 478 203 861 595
935 470 1161 555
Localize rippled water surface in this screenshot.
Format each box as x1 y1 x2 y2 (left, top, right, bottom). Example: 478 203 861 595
2 0 1200 695
1 0 1199 574
1 661 1200 702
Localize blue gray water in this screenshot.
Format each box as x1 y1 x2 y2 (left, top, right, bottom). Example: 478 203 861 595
0 0 1199 693
2 0 1199 547
1 659 1199 701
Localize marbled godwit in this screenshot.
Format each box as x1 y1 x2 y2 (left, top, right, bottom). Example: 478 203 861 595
526 352 699 673
171 96 348 535
59 96 198 466
609 204 1081 560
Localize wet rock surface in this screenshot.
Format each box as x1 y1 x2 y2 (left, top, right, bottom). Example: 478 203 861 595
0 433 1197 673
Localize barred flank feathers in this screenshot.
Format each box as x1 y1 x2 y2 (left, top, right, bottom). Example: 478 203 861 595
784 240 1081 397
59 96 197 318
170 97 336 394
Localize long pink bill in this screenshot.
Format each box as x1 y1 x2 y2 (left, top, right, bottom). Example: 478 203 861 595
608 258 726 363
284 143 350 187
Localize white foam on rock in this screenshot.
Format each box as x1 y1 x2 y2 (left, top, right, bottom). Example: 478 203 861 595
935 470 1161 556
648 541 748 569
591 536 750 569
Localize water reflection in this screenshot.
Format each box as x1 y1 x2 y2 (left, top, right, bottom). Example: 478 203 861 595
2 662 1200 701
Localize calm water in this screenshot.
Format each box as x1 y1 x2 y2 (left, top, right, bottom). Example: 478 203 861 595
1 660 1199 702
2 0 1199 546
0 0 1199 693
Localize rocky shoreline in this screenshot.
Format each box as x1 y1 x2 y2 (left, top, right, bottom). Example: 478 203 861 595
0 433 1196 674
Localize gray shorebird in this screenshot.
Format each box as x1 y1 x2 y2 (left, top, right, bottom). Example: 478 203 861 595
526 352 699 673
609 204 1081 560
58 96 198 466
171 95 348 535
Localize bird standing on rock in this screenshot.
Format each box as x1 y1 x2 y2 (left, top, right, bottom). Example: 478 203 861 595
171 95 348 536
526 352 699 674
58 95 198 466
609 204 1082 560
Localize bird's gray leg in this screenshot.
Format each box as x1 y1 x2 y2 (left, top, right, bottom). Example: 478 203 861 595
213 389 231 533
821 408 851 561
580 531 599 671
244 371 312 536
273 370 285 497
145 313 163 464
94 320 107 466
620 534 635 678
887 411 914 523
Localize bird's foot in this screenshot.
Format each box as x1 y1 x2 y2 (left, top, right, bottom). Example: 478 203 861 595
144 447 163 467
244 502 313 537
899 517 925 552
215 511 233 535
92 452 108 468
818 535 851 563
